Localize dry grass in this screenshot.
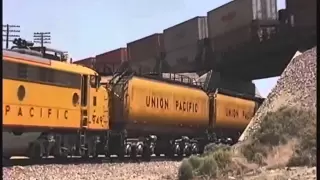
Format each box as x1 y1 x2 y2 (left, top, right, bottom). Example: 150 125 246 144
241 106 316 167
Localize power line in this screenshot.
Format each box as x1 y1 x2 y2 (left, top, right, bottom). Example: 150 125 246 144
33 32 51 47
2 24 20 49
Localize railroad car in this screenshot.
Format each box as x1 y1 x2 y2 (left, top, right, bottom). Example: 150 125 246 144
208 89 262 143
104 73 263 159
3 42 109 159
3 40 264 161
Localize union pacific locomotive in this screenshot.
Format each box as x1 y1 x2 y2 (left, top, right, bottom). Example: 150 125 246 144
3 40 264 160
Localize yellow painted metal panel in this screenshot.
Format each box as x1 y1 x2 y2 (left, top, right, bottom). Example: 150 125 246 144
3 79 81 128
126 77 209 127
214 93 256 129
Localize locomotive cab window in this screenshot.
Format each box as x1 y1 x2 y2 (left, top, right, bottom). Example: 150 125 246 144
97 76 101 87
90 75 100 88
90 75 96 88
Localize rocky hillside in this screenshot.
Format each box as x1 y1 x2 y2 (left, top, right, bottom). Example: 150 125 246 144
239 47 317 141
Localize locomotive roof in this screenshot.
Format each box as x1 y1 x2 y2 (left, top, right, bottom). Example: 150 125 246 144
3 49 98 75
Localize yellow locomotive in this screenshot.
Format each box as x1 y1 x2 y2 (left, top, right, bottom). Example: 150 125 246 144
3 40 264 160
3 39 108 159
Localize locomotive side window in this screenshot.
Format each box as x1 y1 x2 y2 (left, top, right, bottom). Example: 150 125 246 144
3 60 81 89
17 63 28 79
46 69 55 83
3 60 17 79
38 67 48 82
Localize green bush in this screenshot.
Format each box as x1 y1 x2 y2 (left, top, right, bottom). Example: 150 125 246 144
182 146 232 179
188 155 203 169
178 159 194 180
211 148 231 170
197 156 218 178
203 143 230 155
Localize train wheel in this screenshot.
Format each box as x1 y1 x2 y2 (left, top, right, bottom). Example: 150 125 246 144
91 148 98 159
185 151 192 158
165 147 175 159
142 146 151 162
117 151 125 161
130 146 138 161
53 142 69 159
54 148 68 160
3 156 11 160
88 138 99 159
28 142 43 160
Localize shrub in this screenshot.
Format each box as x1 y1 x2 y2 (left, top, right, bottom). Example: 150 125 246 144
203 143 230 155
188 155 203 169
241 106 316 166
197 156 218 178
211 148 232 170
178 159 194 180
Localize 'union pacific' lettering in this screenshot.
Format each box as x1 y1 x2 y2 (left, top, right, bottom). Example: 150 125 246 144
145 96 199 113
146 96 169 109
175 101 198 113
225 108 252 120
5 105 68 120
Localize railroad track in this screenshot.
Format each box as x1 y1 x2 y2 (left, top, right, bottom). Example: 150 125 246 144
3 155 182 167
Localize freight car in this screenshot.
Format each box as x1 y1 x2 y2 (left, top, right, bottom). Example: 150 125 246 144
3 40 264 160
104 72 263 159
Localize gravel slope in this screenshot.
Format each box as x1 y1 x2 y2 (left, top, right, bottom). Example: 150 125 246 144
3 161 181 180
235 166 317 180
239 47 317 141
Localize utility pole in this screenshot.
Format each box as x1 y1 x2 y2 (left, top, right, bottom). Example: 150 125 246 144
33 32 51 47
2 24 20 49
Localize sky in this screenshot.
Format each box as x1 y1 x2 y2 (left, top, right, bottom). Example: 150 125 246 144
3 0 287 97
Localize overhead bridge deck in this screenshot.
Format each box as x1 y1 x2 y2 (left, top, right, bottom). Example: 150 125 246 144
207 27 317 81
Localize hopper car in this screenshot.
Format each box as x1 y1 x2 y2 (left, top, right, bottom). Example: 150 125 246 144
3 40 264 161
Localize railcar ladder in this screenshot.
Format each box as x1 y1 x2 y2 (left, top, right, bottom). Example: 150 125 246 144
79 109 88 153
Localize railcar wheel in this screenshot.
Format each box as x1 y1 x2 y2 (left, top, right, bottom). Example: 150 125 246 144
117 151 125 161
53 142 69 159
142 146 151 162
165 147 175 159
130 146 138 160
3 156 11 160
88 137 99 159
54 147 69 159
28 142 43 160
